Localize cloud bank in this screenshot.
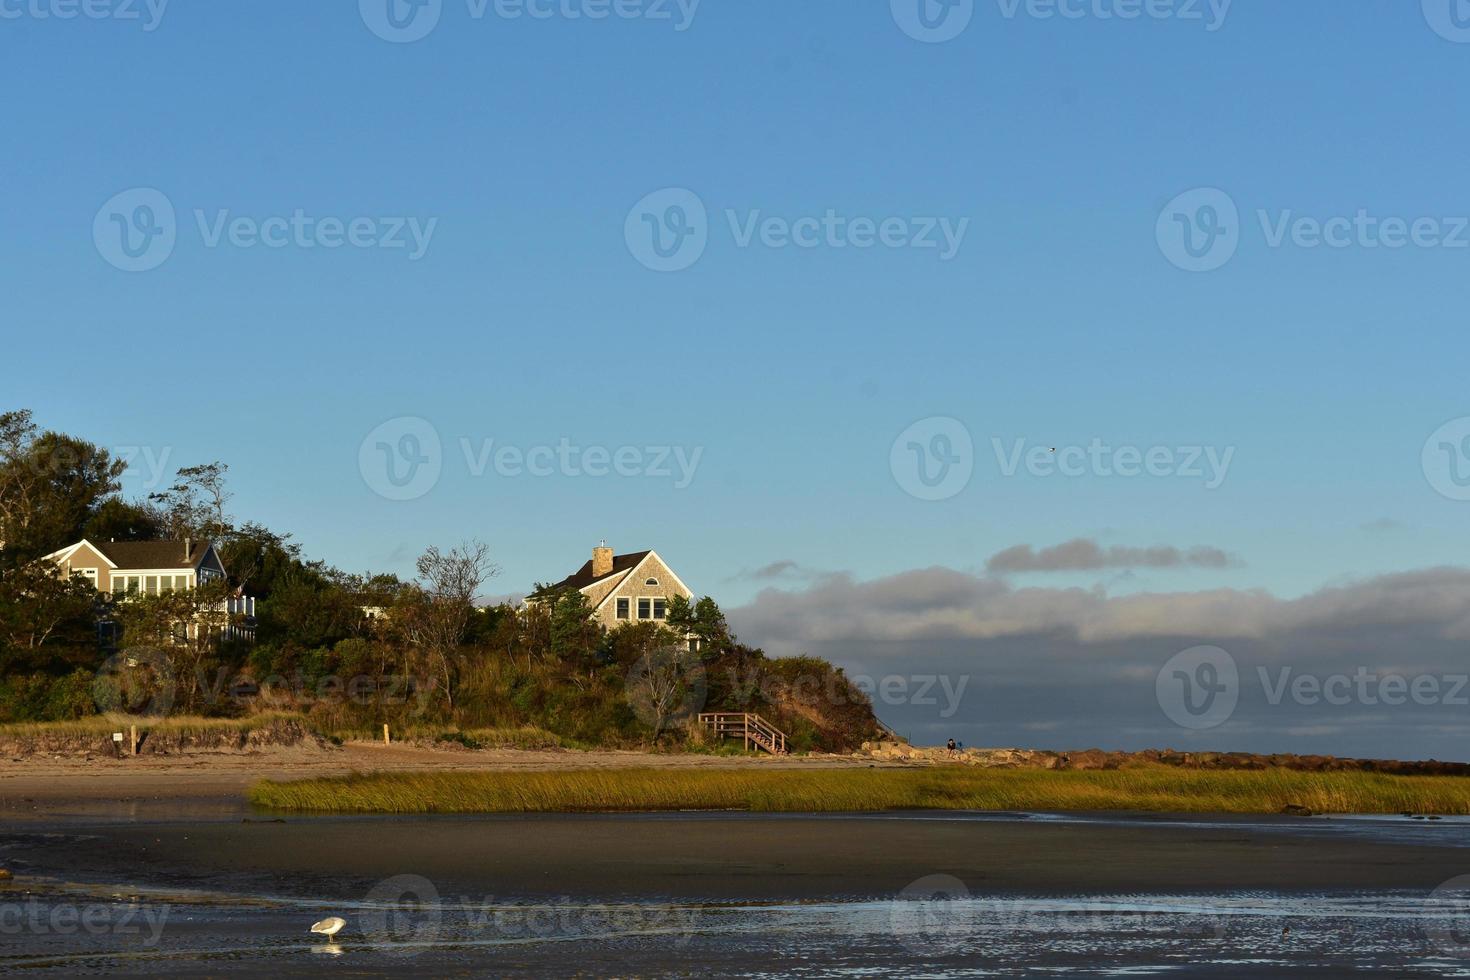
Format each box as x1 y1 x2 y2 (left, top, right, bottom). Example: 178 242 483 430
728 566 1470 761
986 538 1235 573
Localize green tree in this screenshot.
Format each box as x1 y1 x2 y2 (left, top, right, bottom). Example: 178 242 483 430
0 410 39 559
0 411 127 564
150 462 233 540
401 541 498 712
217 522 310 599
549 590 602 680
0 561 97 656
254 571 368 649
113 579 238 714
85 497 166 543
667 594 733 659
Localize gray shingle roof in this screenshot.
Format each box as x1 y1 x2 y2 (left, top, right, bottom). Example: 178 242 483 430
527 551 650 599
94 539 212 570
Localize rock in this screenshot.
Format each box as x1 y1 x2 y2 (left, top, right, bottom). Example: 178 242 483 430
851 744 1470 778
1066 749 1113 771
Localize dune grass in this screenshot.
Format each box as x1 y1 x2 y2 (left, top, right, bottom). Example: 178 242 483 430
0 711 311 738
249 765 1470 816
0 715 568 749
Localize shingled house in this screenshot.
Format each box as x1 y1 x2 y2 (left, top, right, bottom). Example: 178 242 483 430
41 538 254 642
43 538 228 596
527 544 693 631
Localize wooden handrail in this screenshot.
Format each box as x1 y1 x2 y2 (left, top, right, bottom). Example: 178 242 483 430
698 712 788 755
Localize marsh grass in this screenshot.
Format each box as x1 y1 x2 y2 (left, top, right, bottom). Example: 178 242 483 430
249 766 1470 815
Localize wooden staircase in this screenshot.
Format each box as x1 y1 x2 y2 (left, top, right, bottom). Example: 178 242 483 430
699 712 788 755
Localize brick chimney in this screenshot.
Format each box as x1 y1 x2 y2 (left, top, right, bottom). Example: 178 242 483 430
592 543 614 578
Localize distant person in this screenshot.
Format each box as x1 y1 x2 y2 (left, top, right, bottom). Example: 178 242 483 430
946 738 957 755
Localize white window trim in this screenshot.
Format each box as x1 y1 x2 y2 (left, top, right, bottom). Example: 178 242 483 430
636 596 669 621
591 552 692 617
109 571 198 596
615 597 631 620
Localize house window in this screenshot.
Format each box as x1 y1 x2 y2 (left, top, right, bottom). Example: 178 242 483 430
176 575 190 591
638 598 652 620
644 577 659 587
653 599 667 620
145 576 159 594
616 598 630 620
75 568 98 588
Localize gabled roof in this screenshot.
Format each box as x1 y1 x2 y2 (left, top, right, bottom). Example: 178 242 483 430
46 538 215 571
527 551 651 600
96 540 213 570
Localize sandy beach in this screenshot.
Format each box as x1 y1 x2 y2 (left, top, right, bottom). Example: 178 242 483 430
0 742 888 822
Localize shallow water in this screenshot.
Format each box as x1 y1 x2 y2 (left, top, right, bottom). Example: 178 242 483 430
6 810 1470 976
4 884 1470 977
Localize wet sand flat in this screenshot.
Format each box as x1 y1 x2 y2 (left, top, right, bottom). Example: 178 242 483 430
10 811 1470 901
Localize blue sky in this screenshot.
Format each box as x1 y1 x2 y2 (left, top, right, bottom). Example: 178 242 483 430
6 0 1470 613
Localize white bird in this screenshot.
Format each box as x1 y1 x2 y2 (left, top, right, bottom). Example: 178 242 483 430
310 917 347 938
